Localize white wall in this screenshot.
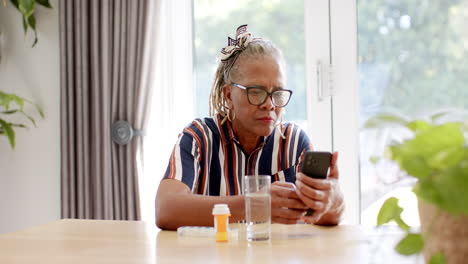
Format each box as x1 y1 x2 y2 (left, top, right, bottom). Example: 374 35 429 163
0 0 60 234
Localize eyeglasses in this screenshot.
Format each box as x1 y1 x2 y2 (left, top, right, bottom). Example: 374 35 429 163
231 83 293 107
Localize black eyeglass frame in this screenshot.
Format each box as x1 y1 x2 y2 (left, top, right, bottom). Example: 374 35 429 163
231 82 293 107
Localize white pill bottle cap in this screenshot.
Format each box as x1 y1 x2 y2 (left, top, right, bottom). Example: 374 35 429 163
212 204 230 215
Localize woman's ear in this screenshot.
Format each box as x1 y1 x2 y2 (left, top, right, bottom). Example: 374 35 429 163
222 84 233 108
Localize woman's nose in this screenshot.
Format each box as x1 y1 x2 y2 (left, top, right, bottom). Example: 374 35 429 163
259 95 275 110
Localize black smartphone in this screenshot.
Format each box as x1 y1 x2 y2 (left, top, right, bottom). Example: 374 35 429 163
300 151 332 217
301 151 332 179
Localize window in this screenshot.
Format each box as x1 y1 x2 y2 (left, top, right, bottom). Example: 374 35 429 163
193 0 307 127
191 0 361 224
357 0 468 225
144 0 370 225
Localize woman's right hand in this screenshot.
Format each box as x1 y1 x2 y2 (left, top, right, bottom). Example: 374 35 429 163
270 181 308 224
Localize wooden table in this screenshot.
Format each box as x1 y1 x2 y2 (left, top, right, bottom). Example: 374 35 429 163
0 219 423 263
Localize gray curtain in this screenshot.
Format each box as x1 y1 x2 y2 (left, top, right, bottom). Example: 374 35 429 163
59 0 157 220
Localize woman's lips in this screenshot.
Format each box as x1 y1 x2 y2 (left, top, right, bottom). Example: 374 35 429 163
257 117 274 123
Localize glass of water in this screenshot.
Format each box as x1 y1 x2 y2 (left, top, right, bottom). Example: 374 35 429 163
244 175 271 241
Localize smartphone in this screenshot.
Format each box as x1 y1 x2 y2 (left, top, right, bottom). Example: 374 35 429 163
300 151 332 217
300 151 332 179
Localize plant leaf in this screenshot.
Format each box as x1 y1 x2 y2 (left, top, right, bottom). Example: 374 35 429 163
33 103 44 118
394 217 410 231
433 166 468 215
0 118 16 149
400 156 431 179
377 197 400 225
406 120 431 133
28 13 38 47
10 123 28 129
18 0 35 18
395 233 424 255
35 0 52 8
28 13 36 29
430 110 452 123
413 180 443 209
0 91 25 110
363 113 410 129
376 197 411 231
31 29 38 47
10 0 19 9
369 155 380 165
0 92 43 127
1 110 38 127
426 146 465 170
377 197 400 224
1 110 19 114
416 123 464 156
22 15 28 33
428 252 446 264
390 123 465 178
19 110 37 126
430 109 468 125
0 91 42 149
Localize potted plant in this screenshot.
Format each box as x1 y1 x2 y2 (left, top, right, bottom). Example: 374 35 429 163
365 110 468 264
0 90 44 149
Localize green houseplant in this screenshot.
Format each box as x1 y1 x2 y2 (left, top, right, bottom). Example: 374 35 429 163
365 111 468 264
0 91 44 149
2 0 53 47
1 0 51 147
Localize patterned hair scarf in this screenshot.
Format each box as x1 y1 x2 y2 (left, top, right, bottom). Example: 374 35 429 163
219 24 260 62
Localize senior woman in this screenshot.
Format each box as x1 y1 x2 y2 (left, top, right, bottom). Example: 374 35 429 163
156 25 344 230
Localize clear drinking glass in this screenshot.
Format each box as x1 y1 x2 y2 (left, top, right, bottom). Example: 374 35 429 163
244 175 271 241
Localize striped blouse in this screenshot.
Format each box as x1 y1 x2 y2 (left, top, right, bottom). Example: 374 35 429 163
164 114 312 195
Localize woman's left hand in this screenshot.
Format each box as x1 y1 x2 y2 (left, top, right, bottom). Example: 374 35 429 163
295 151 344 225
